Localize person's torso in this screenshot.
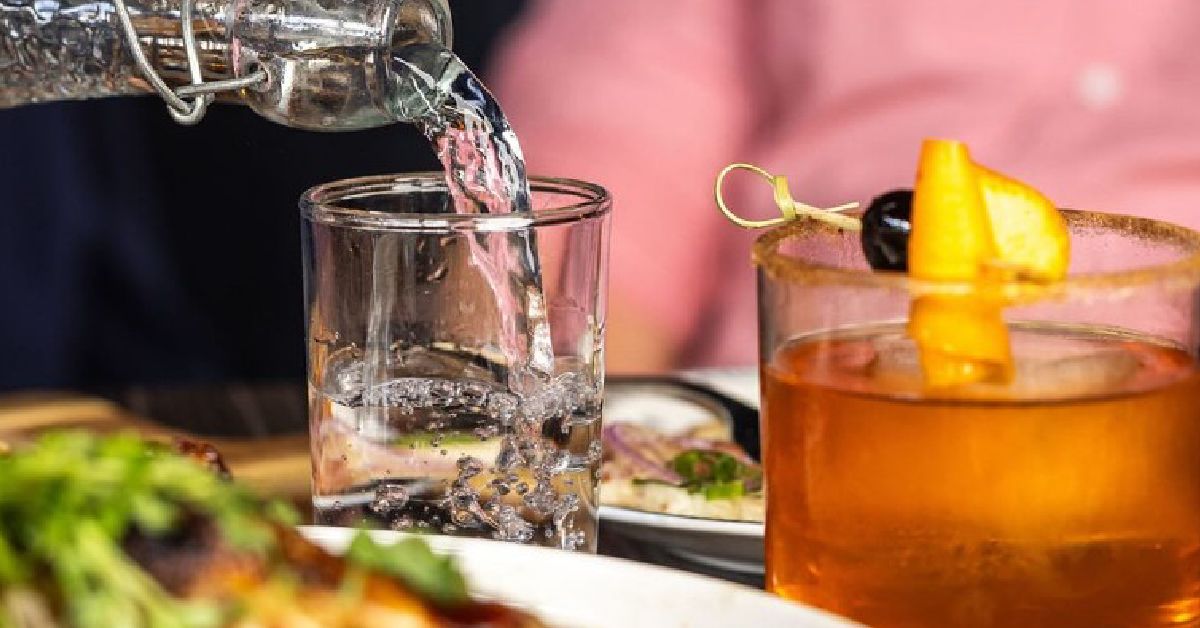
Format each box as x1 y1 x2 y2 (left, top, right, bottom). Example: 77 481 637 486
702 0 1200 367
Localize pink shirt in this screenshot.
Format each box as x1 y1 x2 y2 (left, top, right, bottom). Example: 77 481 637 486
491 1 1200 367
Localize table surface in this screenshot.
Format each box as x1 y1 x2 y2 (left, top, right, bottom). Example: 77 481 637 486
76 380 766 589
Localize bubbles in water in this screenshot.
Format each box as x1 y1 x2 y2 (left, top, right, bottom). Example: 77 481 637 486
492 505 536 544
313 358 600 550
371 482 411 515
552 493 583 551
586 439 604 464
562 530 588 552
545 450 573 475
354 376 520 417
457 455 485 478
495 436 524 472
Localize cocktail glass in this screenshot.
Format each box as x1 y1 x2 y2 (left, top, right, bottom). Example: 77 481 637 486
301 174 610 551
755 211 1200 627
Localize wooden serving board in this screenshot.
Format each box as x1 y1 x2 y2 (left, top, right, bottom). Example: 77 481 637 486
0 392 314 498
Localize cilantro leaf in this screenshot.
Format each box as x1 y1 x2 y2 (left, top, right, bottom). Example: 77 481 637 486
668 450 763 501
346 532 469 606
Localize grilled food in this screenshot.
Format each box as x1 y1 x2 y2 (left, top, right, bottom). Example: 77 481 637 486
0 432 543 627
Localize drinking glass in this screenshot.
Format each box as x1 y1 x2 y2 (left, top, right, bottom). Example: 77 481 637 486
755 211 1200 627
301 174 610 552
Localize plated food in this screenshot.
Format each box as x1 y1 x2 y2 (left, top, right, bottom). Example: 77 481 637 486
0 432 541 627
601 423 763 523
597 378 766 574
599 380 763 523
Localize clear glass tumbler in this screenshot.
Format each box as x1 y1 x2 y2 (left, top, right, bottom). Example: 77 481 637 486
301 174 610 551
755 211 1200 627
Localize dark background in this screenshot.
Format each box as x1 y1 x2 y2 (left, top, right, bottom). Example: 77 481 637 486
0 1 526 392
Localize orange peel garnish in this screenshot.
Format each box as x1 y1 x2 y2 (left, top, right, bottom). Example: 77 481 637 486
907 139 1069 388
909 295 1015 388
713 149 1068 392
978 166 1070 282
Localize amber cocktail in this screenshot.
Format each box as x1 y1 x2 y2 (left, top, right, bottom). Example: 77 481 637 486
756 212 1200 628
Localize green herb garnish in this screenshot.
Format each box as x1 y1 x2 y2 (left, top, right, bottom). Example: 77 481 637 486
345 532 468 606
0 432 296 628
669 450 763 501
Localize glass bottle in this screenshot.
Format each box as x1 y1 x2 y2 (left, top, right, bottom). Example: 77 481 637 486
0 0 453 130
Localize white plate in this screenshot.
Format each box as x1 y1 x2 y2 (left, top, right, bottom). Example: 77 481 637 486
599 505 765 574
299 526 857 628
678 367 761 409
602 367 766 573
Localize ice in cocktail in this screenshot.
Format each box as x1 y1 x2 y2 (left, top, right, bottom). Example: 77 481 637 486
764 323 1200 627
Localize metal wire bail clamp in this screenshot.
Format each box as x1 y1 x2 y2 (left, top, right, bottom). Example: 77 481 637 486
110 0 270 125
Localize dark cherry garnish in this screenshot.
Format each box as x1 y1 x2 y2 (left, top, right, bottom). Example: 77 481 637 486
861 189 913 271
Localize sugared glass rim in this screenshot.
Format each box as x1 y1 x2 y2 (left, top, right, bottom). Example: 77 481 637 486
753 210 1200 299
300 173 611 232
